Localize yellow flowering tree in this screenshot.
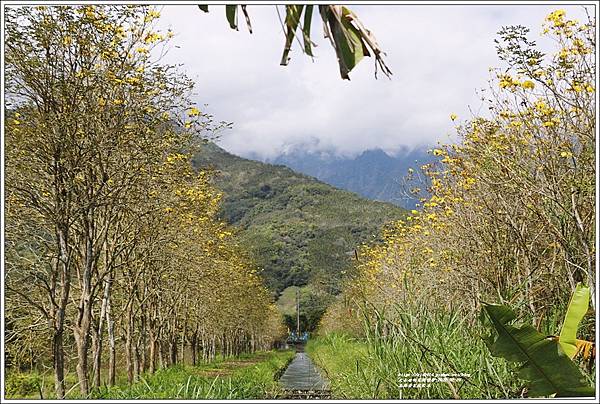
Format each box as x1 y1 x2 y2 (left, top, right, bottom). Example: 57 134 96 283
322 9 595 344
5 5 284 398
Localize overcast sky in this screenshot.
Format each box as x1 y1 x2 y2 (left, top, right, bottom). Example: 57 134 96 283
155 3 590 159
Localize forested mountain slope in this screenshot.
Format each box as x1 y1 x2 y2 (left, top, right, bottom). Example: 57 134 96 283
193 142 406 295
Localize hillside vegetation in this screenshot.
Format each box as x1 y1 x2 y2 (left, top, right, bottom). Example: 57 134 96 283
193 142 406 295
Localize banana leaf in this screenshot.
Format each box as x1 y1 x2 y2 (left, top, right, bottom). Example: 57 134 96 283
547 336 596 361
559 283 590 359
319 5 365 79
280 5 304 66
199 5 392 80
225 5 238 30
302 5 314 57
483 303 594 397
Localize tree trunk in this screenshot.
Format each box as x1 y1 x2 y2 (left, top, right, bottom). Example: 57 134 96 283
125 308 134 384
158 341 165 369
170 338 177 365
91 329 101 388
74 212 97 396
52 330 66 399
106 291 116 386
134 344 140 378
190 332 197 366
180 333 186 365
53 225 71 399
140 339 147 374
149 332 157 374
74 327 90 397
92 277 110 388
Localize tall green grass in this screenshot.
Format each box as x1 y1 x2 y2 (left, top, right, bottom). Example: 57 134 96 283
307 306 525 399
305 333 372 398
90 350 293 399
6 350 294 400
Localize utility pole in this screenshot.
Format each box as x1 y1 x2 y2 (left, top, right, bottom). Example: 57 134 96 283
296 288 300 339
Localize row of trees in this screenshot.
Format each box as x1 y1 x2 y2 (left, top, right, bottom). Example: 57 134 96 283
320 10 595 338
4 5 284 399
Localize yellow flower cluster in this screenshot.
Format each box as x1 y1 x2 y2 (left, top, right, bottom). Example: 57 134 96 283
498 75 520 89
546 9 566 27
499 75 535 90
521 80 535 90
144 32 164 44
144 10 161 23
534 100 554 116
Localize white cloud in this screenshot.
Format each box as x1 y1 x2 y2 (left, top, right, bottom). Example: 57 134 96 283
156 4 590 159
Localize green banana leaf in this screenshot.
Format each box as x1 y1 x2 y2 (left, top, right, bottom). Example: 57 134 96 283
199 5 392 80
280 5 304 66
225 5 238 30
483 303 594 398
302 5 314 57
559 283 590 359
319 5 365 79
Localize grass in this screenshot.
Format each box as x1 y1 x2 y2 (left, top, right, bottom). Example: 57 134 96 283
306 306 526 399
305 333 371 398
6 350 294 400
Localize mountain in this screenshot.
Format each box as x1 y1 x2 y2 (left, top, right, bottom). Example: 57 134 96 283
269 147 433 209
192 142 406 296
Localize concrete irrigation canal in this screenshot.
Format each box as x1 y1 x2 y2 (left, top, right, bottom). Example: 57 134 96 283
279 348 331 399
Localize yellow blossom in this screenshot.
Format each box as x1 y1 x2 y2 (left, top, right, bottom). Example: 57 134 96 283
558 48 569 59
521 80 535 90
144 32 164 44
546 9 566 27
527 58 538 66
499 75 519 89
144 10 161 22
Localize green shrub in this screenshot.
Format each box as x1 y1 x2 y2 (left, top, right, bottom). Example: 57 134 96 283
5 372 41 398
